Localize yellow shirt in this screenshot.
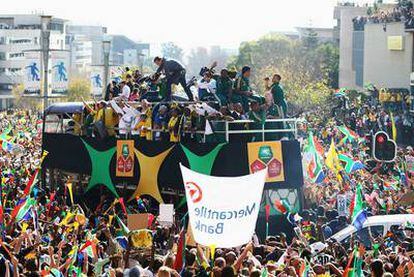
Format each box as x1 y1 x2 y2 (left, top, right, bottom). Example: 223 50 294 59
145 109 153 141
73 113 82 135
137 121 146 138
168 116 179 142
96 108 119 136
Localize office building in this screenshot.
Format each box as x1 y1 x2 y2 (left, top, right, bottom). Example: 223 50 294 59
0 14 67 109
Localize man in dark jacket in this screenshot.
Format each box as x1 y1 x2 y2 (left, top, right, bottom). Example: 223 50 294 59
153 57 194 101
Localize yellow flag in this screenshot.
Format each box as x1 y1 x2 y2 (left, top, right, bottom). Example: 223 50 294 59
67 182 74 205
325 139 342 181
59 211 74 226
38 150 49 168
209 244 217 261
390 112 397 141
108 215 114 226
22 222 28 232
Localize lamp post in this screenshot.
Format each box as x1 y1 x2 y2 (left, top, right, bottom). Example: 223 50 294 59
102 40 111 100
41 15 52 109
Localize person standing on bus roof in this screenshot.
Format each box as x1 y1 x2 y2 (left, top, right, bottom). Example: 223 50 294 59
153 57 194 102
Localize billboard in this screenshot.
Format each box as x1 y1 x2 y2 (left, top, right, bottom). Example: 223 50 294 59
50 51 69 94
91 67 104 96
23 52 41 95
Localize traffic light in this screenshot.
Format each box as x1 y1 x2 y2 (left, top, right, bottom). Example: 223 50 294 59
373 131 396 162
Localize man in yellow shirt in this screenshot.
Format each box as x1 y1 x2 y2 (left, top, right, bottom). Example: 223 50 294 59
95 103 119 137
168 108 180 142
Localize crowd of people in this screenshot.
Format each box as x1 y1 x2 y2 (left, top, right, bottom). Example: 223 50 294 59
0 58 414 275
1 91 414 276
66 60 288 143
353 0 414 31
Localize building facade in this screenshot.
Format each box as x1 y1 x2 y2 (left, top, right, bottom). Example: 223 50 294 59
335 3 414 90
66 25 108 74
364 22 413 88
0 14 67 109
334 5 367 89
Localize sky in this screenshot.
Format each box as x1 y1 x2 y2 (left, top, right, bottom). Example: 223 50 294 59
2 0 385 50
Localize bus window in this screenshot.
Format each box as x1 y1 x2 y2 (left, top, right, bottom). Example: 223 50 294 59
45 114 61 133
356 227 371 248
370 225 384 239
390 225 406 241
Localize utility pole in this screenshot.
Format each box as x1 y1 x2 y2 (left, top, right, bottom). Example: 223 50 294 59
41 15 52 110
102 40 111 100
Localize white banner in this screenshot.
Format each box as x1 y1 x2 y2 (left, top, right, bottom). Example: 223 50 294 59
50 51 69 94
337 194 348 216
91 67 104 96
180 164 266 248
23 52 41 94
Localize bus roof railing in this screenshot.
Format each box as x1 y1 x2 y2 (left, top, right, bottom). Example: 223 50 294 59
44 117 301 142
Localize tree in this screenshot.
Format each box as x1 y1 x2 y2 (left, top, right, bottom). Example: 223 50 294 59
228 33 339 112
11 84 42 110
65 78 92 102
314 43 339 88
161 42 184 62
302 28 318 50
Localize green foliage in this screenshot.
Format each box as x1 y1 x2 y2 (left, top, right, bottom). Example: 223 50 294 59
12 84 42 110
66 78 92 102
161 42 184 62
229 33 339 112
302 28 318 50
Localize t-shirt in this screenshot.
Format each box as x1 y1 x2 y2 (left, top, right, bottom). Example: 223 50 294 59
216 77 233 96
234 76 250 92
271 82 285 106
119 106 136 135
119 85 131 100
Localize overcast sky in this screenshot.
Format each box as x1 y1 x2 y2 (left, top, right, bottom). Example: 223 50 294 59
2 0 387 50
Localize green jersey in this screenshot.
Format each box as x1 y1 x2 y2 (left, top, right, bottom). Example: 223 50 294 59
234 76 251 92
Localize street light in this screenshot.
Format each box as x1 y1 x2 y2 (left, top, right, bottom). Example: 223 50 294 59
102 39 111 99
40 15 52 109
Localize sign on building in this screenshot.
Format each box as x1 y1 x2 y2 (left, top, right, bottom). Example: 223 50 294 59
388 36 404 51
50 51 69 94
23 52 41 95
90 67 104 96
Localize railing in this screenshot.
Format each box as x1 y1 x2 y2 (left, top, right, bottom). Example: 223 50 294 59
213 118 300 142
44 117 300 142
45 119 300 142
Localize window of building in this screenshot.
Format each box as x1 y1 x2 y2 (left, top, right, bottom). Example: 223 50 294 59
0 37 6 45
0 84 12 91
9 52 24 59
9 68 21 73
0 52 6 61
0 68 5 73
9 38 32 44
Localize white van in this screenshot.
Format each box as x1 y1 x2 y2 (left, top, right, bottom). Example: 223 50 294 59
311 214 414 255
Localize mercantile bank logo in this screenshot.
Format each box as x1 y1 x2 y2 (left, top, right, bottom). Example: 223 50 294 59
185 181 203 203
